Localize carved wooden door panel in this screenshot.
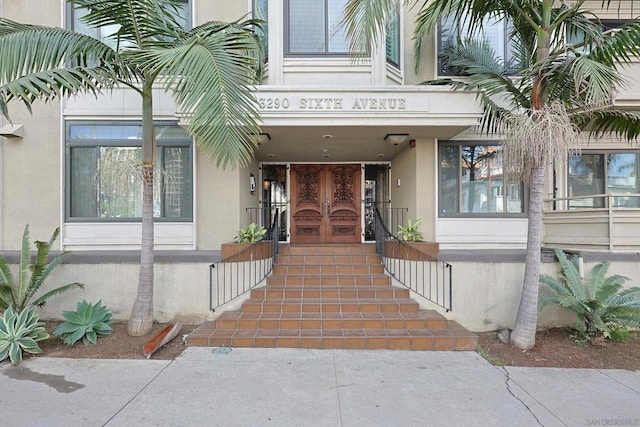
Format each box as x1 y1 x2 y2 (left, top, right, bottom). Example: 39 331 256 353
290 164 361 244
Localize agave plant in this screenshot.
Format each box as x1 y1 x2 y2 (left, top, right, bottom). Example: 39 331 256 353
0 225 84 314
0 305 49 365
396 218 425 242
54 300 113 346
540 250 640 340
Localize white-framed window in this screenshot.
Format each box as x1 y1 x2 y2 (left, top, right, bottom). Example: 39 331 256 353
438 14 518 76
253 0 269 61
385 6 400 67
66 122 193 222
285 0 349 56
568 152 640 209
439 142 525 216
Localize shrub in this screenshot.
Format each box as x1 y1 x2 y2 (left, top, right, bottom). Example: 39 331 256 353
539 249 640 341
396 218 425 242
0 225 84 313
54 300 113 346
234 223 267 243
0 305 49 365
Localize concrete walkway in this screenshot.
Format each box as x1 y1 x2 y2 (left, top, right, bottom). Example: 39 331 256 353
1 348 639 427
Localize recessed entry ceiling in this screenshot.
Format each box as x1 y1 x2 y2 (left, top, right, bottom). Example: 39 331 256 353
253 125 471 162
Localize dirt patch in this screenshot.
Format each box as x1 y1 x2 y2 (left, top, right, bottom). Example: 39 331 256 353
34 322 196 361
478 328 640 370
30 322 640 370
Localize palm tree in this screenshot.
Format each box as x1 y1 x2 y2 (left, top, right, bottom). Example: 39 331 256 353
344 0 640 349
0 0 263 336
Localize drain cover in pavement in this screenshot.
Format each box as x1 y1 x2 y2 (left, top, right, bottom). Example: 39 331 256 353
212 347 232 355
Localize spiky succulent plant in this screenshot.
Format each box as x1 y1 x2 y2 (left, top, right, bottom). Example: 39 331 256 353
54 300 113 346
0 305 49 365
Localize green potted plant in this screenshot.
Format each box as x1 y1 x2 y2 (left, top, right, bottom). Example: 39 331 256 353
221 223 272 261
385 218 439 261
396 218 425 242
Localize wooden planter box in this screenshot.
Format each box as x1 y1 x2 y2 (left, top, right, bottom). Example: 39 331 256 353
383 241 440 261
221 241 272 262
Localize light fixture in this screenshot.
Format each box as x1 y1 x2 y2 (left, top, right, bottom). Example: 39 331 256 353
384 133 409 146
263 180 271 191
252 132 271 146
322 134 333 139
0 124 24 138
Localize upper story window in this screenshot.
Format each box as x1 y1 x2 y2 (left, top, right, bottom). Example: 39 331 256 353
66 122 193 222
68 0 192 48
438 14 518 76
439 142 525 216
568 152 640 209
253 0 268 61
285 0 349 56
385 7 400 67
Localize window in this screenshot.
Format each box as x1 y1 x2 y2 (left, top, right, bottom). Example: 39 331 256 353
385 7 400 67
68 0 192 48
438 14 519 75
286 0 349 55
253 0 269 61
66 123 193 221
439 143 525 216
568 152 640 209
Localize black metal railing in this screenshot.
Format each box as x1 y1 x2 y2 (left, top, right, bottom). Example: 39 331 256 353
365 202 408 241
374 208 452 311
245 203 287 241
209 210 280 310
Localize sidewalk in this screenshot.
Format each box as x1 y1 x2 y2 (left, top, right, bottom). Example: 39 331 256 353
1 348 639 426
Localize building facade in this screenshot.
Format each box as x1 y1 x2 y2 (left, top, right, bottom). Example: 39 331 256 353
0 0 639 331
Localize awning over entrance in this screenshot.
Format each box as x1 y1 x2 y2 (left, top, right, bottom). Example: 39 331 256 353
254 85 483 162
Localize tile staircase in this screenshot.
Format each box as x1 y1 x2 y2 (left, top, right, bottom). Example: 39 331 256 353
187 244 478 350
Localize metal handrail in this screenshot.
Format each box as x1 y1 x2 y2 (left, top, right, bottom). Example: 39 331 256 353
209 210 280 311
544 193 640 211
374 208 452 312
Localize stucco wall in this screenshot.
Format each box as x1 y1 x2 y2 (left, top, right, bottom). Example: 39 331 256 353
411 258 640 332
1 102 62 250
26 257 639 332
414 139 437 241
390 146 417 223
37 262 213 324
195 151 242 249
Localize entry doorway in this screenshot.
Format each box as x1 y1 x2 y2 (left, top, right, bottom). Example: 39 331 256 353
290 164 362 243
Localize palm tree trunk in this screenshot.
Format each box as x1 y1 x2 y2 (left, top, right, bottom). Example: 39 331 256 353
128 80 155 336
510 163 545 349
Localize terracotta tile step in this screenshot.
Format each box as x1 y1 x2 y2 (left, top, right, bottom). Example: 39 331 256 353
267 275 391 286
241 298 420 314
276 254 381 265
272 264 384 275
212 310 449 331
186 327 478 351
250 286 410 300
278 245 377 256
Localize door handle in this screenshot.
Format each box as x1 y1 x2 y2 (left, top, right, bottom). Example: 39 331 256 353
323 200 331 214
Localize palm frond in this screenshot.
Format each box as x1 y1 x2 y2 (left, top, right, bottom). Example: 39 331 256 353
343 0 398 58
126 20 262 168
587 261 609 299
0 18 118 80
574 110 640 141
588 19 640 66
0 18 126 119
70 0 187 48
554 250 586 301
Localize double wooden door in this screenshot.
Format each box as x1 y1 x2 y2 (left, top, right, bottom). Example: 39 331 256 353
290 164 361 244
